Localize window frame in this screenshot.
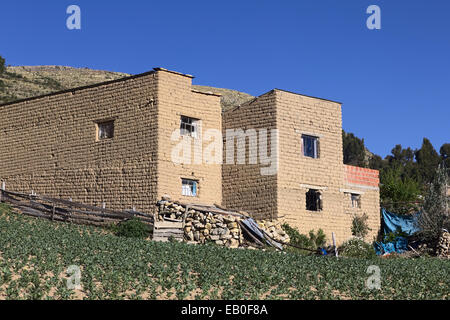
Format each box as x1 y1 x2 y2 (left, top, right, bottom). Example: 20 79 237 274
180 115 200 138
95 119 115 141
306 189 322 211
181 178 198 197
351 193 361 208
302 134 320 159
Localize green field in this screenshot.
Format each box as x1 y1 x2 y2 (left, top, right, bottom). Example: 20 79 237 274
0 203 448 300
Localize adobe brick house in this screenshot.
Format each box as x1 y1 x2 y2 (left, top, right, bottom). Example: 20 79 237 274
0 67 380 244
222 89 380 243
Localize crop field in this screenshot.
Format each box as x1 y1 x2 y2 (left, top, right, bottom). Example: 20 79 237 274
0 203 448 300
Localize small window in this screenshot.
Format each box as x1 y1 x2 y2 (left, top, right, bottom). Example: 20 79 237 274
351 193 361 208
182 179 198 197
96 120 114 140
306 189 322 211
302 135 319 158
180 116 199 138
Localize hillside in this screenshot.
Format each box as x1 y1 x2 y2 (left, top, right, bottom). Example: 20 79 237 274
0 65 254 110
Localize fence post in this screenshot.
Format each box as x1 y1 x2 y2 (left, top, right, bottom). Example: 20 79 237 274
332 232 338 257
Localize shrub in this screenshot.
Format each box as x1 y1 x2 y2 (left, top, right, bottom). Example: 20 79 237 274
339 238 377 259
351 213 371 239
416 163 449 248
383 227 408 243
281 224 327 254
309 229 326 247
0 55 5 74
112 218 150 238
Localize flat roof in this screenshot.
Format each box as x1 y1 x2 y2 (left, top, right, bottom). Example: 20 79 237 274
272 88 342 104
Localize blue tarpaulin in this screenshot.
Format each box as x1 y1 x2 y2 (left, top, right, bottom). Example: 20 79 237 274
374 208 421 255
374 236 409 255
382 208 421 235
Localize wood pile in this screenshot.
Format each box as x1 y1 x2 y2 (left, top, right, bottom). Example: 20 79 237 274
257 220 290 244
437 231 450 259
156 199 245 248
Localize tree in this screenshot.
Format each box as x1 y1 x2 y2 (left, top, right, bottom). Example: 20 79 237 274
0 55 5 74
380 166 422 214
440 143 450 178
342 130 366 167
385 144 418 180
415 138 441 184
368 154 386 170
416 163 449 247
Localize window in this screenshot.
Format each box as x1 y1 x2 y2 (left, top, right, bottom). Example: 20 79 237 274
306 189 322 211
180 116 199 138
96 120 114 140
351 193 361 208
182 179 198 197
302 135 319 158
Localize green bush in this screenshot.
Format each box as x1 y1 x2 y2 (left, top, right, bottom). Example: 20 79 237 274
339 238 377 259
383 228 409 244
112 218 150 238
281 224 326 254
351 213 371 239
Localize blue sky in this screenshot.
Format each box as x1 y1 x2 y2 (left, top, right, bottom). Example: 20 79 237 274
2 0 449 157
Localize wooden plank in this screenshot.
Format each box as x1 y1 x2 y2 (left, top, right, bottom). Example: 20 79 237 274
153 231 184 237
2 190 133 218
162 217 183 222
154 221 183 229
2 190 153 226
152 237 169 242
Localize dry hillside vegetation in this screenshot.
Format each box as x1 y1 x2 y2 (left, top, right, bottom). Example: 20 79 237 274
0 65 254 110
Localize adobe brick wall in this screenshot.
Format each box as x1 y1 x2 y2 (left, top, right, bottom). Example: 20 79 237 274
0 69 223 214
343 165 381 241
156 70 223 206
0 72 160 212
222 89 381 245
275 90 350 244
222 91 278 220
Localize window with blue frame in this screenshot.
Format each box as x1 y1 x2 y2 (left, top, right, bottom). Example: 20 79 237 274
302 135 319 158
182 179 198 197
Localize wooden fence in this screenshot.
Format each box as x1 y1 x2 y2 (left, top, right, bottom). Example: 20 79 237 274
0 189 154 228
